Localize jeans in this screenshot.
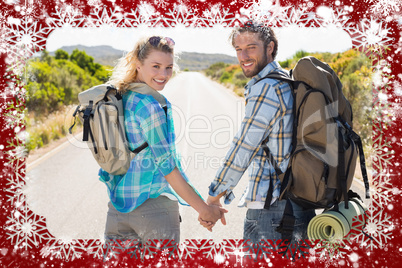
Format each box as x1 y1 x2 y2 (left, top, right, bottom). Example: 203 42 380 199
104 195 180 243
243 199 315 243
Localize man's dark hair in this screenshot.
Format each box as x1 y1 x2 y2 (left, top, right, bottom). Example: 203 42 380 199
229 21 278 60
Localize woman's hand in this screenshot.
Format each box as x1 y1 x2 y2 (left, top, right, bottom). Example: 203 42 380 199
198 198 228 232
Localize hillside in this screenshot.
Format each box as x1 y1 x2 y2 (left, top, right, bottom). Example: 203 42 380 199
177 51 237 71
50 45 238 70
49 45 124 66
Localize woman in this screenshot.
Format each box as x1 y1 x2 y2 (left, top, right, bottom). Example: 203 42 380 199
99 36 225 242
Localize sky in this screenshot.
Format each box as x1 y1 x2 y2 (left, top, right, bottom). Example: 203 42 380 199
46 23 352 62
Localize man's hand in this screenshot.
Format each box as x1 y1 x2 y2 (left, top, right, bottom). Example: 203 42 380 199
198 205 228 232
207 194 227 225
198 193 228 231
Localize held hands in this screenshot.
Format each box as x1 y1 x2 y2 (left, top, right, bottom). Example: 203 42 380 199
198 195 228 232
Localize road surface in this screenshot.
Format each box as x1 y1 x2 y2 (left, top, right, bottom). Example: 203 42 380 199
24 72 370 243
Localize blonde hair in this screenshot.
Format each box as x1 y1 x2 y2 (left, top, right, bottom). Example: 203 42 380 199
108 36 175 93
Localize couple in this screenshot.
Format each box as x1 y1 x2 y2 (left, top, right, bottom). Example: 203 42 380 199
99 22 315 244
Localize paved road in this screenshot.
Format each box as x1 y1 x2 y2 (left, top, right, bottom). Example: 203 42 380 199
24 72 369 243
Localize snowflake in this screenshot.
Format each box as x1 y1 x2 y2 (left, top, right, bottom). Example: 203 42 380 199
103 239 142 261
161 248 169 256
226 240 254 266
4 16 52 59
241 0 285 24
199 4 239 26
5 204 52 250
46 5 86 28
370 169 393 206
87 0 103 9
4 151 26 206
176 239 201 260
158 239 181 259
321 8 353 28
153 0 169 10
353 203 393 250
273 5 310 27
43 240 104 261
40 245 54 258
370 0 401 18
242 239 276 261
158 5 197 27
350 17 393 57
122 8 148 27
372 125 393 170
277 239 312 261
198 240 225 260
313 239 350 262
8 145 27 159
137 2 160 22
46 239 84 261
86 7 125 27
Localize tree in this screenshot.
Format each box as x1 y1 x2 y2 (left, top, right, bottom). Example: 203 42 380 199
40 49 52 64
55 49 69 60
70 49 95 72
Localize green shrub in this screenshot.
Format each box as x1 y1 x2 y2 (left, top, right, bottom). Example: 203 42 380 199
219 71 231 83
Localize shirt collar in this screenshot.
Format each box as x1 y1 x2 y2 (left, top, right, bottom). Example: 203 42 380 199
245 61 281 91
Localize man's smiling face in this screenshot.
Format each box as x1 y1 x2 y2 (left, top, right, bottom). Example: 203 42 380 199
234 31 273 78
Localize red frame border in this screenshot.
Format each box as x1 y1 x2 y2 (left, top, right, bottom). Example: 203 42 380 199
1 0 401 267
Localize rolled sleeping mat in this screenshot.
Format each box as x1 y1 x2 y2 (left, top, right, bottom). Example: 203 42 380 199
307 198 367 242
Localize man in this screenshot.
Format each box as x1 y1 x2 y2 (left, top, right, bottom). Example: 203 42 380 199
201 22 315 243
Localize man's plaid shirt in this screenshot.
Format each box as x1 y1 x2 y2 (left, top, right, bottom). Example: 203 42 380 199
208 61 293 208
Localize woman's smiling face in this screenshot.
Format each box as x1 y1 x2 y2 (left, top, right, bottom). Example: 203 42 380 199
136 49 174 91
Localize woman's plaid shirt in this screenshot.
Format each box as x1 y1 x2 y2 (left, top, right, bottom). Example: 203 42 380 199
99 87 192 213
208 61 293 208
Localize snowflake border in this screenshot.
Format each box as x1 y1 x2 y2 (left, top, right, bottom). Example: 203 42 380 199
1 1 396 264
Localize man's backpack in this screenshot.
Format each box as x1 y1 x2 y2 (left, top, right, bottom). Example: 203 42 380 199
69 83 166 175
259 56 370 241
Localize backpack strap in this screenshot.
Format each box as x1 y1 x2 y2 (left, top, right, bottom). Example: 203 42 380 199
257 71 293 209
257 71 298 241
275 199 295 244
262 141 284 209
353 133 370 199
256 70 291 82
336 117 370 200
82 100 93 142
342 120 371 199
337 121 349 209
68 104 81 134
256 71 303 90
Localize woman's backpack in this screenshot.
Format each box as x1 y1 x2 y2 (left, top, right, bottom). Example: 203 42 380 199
69 83 166 175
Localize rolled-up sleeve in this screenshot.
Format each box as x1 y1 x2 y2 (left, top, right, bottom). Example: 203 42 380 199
131 99 177 176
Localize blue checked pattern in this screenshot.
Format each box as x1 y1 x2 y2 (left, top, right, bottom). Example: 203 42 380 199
99 88 194 213
208 61 293 207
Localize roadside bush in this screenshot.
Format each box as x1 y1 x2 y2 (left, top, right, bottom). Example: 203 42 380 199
205 62 229 79
25 49 110 152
